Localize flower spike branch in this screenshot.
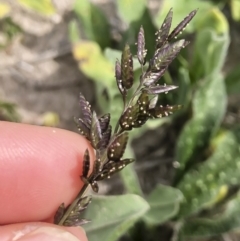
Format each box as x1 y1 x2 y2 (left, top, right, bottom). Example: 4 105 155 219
54 8 197 227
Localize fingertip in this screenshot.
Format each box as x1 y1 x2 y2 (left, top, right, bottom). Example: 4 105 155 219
0 122 95 224
0 222 88 241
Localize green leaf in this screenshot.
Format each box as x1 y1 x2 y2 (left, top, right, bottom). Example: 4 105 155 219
120 144 143 196
181 192 240 238
17 0 56 16
230 0 240 22
154 0 212 33
177 127 240 218
72 41 115 87
175 74 227 175
192 74 227 122
144 184 183 225
176 67 191 107
0 101 19 122
74 0 111 49
84 194 149 241
190 29 230 80
225 64 240 95
68 20 80 44
195 7 229 34
116 0 146 24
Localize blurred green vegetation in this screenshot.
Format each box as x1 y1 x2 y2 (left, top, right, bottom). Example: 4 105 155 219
70 0 240 240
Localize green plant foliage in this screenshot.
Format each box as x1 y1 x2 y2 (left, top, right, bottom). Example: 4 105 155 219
84 194 149 241
120 145 143 196
68 20 80 44
72 41 115 88
144 184 183 225
154 0 212 32
0 101 19 121
17 0 56 16
74 0 111 49
176 67 192 107
181 191 240 238
116 0 146 24
195 7 229 34
225 64 240 95
190 29 230 81
229 0 240 21
177 127 240 218
175 73 227 176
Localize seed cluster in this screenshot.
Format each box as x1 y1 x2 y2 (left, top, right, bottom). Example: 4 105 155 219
54 8 197 227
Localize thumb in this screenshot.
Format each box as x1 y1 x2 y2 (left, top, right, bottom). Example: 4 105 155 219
0 222 88 241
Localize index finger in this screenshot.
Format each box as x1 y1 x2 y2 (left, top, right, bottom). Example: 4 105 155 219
0 122 94 225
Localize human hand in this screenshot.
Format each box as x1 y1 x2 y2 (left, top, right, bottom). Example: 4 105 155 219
0 121 94 241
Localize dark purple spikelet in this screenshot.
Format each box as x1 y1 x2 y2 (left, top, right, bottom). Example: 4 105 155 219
96 158 135 180
121 44 134 90
146 85 178 95
107 132 129 161
63 196 92 226
90 180 99 193
74 117 91 140
167 9 198 42
115 59 126 95
120 104 139 131
155 8 173 49
90 111 102 149
79 93 92 129
143 39 188 86
149 105 182 118
54 203 65 224
82 149 90 179
137 26 147 65
98 113 111 133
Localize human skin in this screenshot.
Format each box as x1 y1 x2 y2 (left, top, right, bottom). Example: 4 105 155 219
0 121 94 241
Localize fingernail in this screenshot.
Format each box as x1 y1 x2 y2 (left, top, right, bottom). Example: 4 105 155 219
19 226 81 241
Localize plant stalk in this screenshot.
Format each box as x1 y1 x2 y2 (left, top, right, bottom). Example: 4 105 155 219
57 179 91 225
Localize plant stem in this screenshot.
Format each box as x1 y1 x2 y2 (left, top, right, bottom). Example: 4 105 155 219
57 179 91 225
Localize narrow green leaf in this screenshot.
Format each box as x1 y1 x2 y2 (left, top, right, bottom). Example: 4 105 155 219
176 67 191 107
144 184 183 225
177 127 240 218
229 0 240 22
190 29 230 80
120 145 143 196
74 0 111 49
68 20 80 44
84 194 149 241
